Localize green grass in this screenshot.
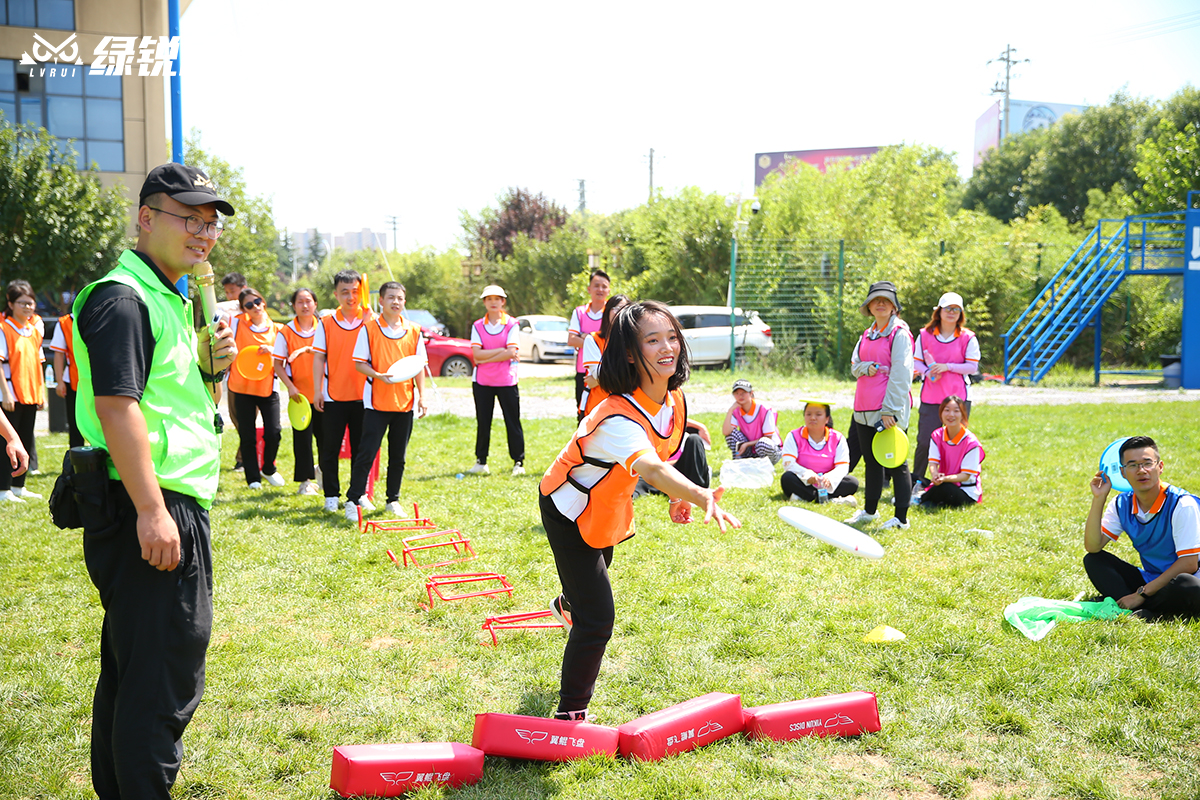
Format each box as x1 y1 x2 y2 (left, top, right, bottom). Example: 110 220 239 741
3 401 1200 799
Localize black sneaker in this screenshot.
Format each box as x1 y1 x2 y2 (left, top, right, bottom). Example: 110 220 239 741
549 595 572 631
553 709 589 722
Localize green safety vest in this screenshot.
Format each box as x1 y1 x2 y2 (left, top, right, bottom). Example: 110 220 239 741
72 250 220 509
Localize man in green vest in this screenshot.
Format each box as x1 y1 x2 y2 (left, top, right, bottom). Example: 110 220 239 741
72 163 236 799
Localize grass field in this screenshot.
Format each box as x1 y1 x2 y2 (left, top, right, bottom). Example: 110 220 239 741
3 394 1200 799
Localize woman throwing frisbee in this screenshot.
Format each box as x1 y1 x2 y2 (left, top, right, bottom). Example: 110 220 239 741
919 395 985 509
912 292 979 490
540 300 740 721
847 281 914 530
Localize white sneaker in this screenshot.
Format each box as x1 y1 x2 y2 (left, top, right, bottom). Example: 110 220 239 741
512 462 525 476
384 500 403 516
248 481 262 490
787 494 802 502
297 480 320 496
0 489 25 503
324 497 340 513
12 487 41 499
465 461 489 475
831 495 857 507
345 501 360 522
845 510 879 525
880 517 910 530
358 496 375 513
264 472 285 487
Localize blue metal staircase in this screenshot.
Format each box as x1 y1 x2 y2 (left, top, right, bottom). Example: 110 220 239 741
1002 213 1187 384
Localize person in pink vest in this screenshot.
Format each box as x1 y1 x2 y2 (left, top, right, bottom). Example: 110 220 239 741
912 291 980 491
919 395 985 509
780 401 858 506
846 281 914 530
466 285 525 476
566 269 610 420
721 379 781 463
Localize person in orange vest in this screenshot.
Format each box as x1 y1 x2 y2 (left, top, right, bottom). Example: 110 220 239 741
1 280 45 502
345 281 427 519
566 269 611 420
227 288 283 489
577 294 629 418
539 300 740 721
273 287 323 496
50 311 85 447
312 270 374 513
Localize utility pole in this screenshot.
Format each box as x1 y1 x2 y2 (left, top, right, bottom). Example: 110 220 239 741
385 215 399 253
648 148 654 203
989 44 1029 147
577 179 586 214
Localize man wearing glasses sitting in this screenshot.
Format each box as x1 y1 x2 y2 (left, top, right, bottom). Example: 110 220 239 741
1085 435 1200 620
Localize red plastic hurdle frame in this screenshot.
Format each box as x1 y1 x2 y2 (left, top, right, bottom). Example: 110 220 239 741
357 502 437 535
480 610 562 646
401 529 477 569
421 573 514 610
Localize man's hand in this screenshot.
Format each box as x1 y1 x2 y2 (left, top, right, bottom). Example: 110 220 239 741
1116 591 1145 611
6 437 29 477
198 319 236 373
314 395 325 412
1090 471 1111 500
55 381 67 398
138 503 181 571
417 395 428 419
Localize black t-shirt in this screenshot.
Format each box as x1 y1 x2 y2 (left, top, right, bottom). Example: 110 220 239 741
76 252 186 400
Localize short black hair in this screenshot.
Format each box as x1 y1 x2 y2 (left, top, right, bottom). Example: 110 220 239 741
597 300 690 397
589 269 610 284
378 281 406 298
599 294 630 340
290 287 316 306
221 272 247 288
804 402 834 429
1119 435 1159 463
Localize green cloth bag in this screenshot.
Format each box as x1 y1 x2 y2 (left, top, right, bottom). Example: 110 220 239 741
1003 596 1129 641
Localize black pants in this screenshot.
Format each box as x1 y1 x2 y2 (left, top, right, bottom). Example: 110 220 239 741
846 428 863 472
226 382 241 465
65 387 85 448
231 391 281 486
853 420 911 521
348 409 413 503
541 492 614 714
574 373 586 421
911 399 972 484
83 484 213 800
473 383 525 465
920 482 975 509
291 407 324 483
632 433 710 498
1083 550 1200 621
320 400 364 499
1 402 37 490
781 471 859 501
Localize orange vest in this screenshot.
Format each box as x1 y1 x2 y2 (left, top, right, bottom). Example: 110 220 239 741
320 309 372 402
278 320 318 403
2 316 45 405
361 317 422 412
581 333 610 416
540 388 687 549
228 317 280 397
57 314 79 390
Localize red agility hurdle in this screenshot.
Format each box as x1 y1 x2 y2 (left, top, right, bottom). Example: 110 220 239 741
421 573 513 610
357 502 436 535
480 610 562 646
401 529 477 569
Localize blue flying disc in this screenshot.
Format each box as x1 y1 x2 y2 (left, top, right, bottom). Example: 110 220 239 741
1098 438 1133 492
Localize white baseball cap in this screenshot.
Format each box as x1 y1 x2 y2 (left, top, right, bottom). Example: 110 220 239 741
936 292 964 310
479 284 507 299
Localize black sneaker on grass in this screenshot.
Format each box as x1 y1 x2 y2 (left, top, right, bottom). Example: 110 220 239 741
549 595 572 631
553 709 589 722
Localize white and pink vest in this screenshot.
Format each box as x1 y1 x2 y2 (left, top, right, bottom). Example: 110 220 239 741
854 320 912 413
473 317 518 387
734 403 776 443
790 427 845 474
572 305 603 373
918 328 975 405
931 426 985 497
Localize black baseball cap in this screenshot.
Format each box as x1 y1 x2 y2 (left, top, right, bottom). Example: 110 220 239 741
139 163 236 216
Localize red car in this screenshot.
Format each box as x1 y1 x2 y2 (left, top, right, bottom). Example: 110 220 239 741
423 329 475 378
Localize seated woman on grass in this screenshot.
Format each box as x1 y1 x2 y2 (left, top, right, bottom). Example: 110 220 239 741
919 394 986 509
780 401 859 507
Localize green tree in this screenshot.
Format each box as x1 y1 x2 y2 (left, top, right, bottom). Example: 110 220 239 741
960 128 1049 222
305 230 327 271
1134 120 1200 214
461 188 567 261
0 121 129 293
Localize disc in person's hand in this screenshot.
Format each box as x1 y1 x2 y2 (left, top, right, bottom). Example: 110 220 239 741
1098 438 1133 492
288 395 312 431
387 354 426 382
234 347 272 380
871 426 908 469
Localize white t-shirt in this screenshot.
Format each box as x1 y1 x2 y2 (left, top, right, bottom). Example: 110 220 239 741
1101 487 1200 562
781 428 850 487
469 317 519 383
352 321 427 411
271 319 317 381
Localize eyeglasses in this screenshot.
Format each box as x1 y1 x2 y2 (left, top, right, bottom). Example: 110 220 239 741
12 299 36 308
1120 458 1159 473
243 298 264 311
943 306 962 313
147 206 224 239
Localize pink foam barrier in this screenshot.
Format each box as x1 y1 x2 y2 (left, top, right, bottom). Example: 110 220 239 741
742 691 881 741
329 742 483 797
471 712 620 761
617 691 743 761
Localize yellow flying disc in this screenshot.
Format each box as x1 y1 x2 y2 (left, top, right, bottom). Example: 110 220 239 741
234 347 272 381
288 395 312 431
871 426 908 469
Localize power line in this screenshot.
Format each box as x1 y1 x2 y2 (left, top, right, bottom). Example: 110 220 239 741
988 44 1029 146
1105 9 1200 41
1109 15 1200 44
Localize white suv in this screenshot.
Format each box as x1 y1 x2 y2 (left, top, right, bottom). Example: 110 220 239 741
668 305 774 366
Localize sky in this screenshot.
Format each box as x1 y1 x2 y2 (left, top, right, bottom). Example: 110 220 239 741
172 0 1200 252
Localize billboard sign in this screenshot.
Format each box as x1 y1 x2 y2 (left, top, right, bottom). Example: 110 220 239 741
973 102 1001 167
755 147 880 186
974 99 1088 168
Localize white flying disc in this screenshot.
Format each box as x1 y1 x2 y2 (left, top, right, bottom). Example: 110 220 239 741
778 506 885 560
387 354 426 382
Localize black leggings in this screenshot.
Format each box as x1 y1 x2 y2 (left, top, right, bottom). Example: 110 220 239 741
911 399 972 484
65 387 85 448
473 383 525 465
781 472 859 502
1084 550 1200 621
231 391 281 485
542 492 614 714
348 409 413 503
320 400 364 499
920 482 976 509
853 420 911 521
291 407 324 483
1 402 37 490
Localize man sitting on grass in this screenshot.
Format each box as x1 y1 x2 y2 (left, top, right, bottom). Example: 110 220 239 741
1085 435 1200 620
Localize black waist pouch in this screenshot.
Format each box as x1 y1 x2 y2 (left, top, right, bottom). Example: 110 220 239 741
49 446 113 530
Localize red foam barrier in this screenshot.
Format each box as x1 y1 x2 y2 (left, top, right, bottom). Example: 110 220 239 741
617 692 743 761
471 712 620 761
742 691 881 741
329 742 483 797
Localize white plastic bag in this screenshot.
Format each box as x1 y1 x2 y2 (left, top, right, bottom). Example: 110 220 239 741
718 457 775 489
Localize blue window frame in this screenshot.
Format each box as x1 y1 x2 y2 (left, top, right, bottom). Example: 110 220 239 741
2 0 74 29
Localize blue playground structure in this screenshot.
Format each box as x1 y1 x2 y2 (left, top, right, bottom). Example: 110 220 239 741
1003 191 1200 389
